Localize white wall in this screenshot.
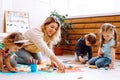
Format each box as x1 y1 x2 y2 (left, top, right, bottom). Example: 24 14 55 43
1 0 120 32
50 0 69 15
1 0 52 30
0 0 3 32
67 0 120 17
0 0 68 33
12 0 52 28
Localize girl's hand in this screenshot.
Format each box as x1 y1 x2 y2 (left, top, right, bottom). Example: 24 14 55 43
109 64 114 69
1 69 9 72
98 53 103 57
13 67 18 71
9 67 18 72
98 49 103 57
3 66 14 72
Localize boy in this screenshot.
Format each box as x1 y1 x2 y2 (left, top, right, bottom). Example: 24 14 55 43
75 33 96 64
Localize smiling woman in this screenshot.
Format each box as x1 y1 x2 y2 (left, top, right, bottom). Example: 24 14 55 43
13 16 66 71
46 22 59 37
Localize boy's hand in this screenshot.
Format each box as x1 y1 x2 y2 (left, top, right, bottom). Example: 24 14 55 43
79 56 85 64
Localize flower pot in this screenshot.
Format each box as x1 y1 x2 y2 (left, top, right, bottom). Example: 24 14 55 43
54 47 63 56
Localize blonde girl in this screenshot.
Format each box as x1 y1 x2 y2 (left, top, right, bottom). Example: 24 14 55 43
0 32 26 72
89 23 117 69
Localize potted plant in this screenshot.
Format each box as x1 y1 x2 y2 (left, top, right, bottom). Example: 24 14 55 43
50 10 72 55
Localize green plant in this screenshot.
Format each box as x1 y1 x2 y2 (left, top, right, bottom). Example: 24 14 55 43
50 10 72 47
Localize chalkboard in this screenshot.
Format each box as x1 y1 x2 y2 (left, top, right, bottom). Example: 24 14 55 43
4 11 30 33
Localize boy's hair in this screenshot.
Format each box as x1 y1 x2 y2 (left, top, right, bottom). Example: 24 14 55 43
86 33 97 45
3 32 25 48
100 23 117 47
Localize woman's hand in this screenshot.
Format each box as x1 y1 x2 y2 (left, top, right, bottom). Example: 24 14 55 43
50 60 66 73
50 54 66 72
50 61 57 67
56 61 66 73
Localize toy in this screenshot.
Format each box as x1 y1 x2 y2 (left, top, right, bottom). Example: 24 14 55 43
77 77 83 79
41 67 53 72
10 71 18 73
89 65 97 69
19 70 25 72
57 69 65 73
105 67 109 70
40 64 56 72
62 60 68 63
57 65 83 73
68 65 73 68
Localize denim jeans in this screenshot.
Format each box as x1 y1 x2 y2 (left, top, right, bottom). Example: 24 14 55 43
11 48 43 66
89 56 111 68
10 55 17 67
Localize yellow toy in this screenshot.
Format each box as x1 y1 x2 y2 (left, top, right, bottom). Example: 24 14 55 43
89 65 97 69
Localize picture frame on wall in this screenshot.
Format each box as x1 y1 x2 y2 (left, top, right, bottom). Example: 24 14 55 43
4 11 30 33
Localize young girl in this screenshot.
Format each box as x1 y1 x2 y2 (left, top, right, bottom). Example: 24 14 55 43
89 23 117 69
0 32 26 72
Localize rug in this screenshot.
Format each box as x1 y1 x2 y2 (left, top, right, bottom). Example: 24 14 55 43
0 61 84 80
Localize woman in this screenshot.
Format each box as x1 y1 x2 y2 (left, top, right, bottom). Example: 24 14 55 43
15 16 65 71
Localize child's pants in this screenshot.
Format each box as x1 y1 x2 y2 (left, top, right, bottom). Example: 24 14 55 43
10 56 17 67
89 56 111 68
74 52 88 63
75 52 79 62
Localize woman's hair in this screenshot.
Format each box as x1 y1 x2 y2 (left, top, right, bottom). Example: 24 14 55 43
41 16 61 47
100 23 117 47
3 32 25 48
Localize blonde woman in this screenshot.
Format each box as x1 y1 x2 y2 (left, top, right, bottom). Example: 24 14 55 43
15 16 66 71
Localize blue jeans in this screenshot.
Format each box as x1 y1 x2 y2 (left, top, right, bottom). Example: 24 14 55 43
89 56 111 68
11 48 43 66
